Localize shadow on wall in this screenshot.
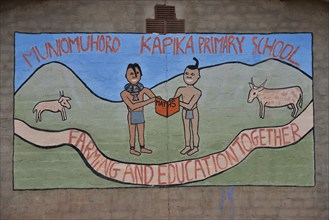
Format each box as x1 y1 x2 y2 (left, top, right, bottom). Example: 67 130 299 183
219 187 235 220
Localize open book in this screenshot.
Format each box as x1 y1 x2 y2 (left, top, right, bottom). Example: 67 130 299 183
155 97 180 117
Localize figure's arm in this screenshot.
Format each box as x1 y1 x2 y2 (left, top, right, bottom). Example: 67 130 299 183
121 91 155 111
143 88 155 99
174 88 182 99
179 92 202 110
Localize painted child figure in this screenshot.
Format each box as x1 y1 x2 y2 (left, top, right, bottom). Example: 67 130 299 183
121 63 155 156
174 57 202 156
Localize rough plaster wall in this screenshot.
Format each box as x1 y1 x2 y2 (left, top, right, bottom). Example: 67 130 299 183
0 0 328 219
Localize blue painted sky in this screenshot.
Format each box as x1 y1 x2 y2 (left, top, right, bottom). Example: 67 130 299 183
15 33 312 101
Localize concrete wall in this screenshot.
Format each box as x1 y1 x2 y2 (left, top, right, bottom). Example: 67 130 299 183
1 0 328 219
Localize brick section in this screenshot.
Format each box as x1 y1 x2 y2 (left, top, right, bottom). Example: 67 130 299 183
146 19 166 33
166 20 185 33
146 4 185 33
0 0 328 220
155 4 176 20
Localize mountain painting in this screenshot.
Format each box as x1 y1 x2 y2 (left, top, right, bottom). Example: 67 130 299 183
14 33 314 189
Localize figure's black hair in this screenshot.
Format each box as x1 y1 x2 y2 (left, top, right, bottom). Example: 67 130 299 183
125 63 134 78
126 63 135 71
186 57 199 70
133 63 143 76
125 63 143 78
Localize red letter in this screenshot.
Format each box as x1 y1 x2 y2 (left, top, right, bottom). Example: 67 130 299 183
168 163 176 184
272 41 284 57
200 156 211 176
68 130 80 145
144 165 154 184
98 35 106 52
140 36 152 54
123 164 135 183
162 37 173 54
274 128 282 146
89 35 99 52
112 37 120 53
109 162 120 179
225 146 239 166
22 47 39 67
175 163 185 184
287 46 300 66
252 36 258 55
236 36 245 54
259 128 267 146
241 133 254 152
152 36 163 54
34 46 48 60
186 36 194 54
198 37 204 54
194 159 206 179
175 36 186 55
158 164 167 185
75 132 86 150
68 36 81 53
262 37 276 56
291 123 301 142
228 36 238 54
184 160 193 182
231 136 245 156
216 153 228 170
282 126 291 145
105 35 112 53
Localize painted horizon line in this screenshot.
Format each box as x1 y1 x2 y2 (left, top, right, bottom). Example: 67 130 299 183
14 58 313 103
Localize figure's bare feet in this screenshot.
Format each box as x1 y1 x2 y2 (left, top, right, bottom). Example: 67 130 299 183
130 149 141 156
140 147 152 154
180 146 191 155
187 147 199 156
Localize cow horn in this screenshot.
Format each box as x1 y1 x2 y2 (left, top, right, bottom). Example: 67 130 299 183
251 77 254 85
260 79 267 87
250 77 258 89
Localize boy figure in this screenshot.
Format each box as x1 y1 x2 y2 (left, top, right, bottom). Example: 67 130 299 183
121 63 155 156
174 57 202 156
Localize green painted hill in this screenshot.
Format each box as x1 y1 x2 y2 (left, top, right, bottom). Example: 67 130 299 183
14 60 314 188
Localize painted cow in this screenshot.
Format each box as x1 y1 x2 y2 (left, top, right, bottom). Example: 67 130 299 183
247 78 303 118
33 91 72 122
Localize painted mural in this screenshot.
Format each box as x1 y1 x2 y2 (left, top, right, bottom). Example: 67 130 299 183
14 33 314 189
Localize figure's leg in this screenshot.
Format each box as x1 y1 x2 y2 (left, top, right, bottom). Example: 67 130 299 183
128 112 140 156
137 123 152 154
187 108 200 156
180 109 192 155
191 108 200 146
137 123 145 146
